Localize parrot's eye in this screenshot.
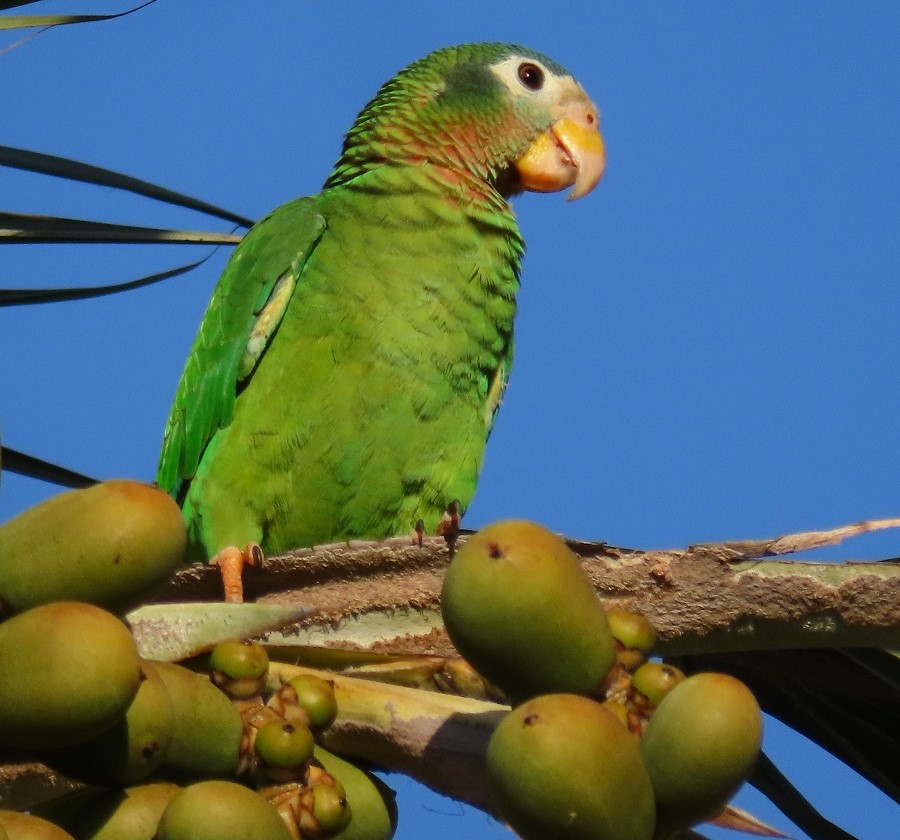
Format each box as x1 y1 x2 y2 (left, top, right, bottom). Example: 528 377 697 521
517 62 544 91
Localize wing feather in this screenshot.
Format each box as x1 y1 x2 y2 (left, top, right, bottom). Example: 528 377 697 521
157 197 326 496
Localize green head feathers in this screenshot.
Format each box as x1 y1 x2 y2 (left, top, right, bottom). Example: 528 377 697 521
325 43 595 197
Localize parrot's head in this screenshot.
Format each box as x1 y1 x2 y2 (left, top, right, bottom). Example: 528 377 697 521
325 43 605 202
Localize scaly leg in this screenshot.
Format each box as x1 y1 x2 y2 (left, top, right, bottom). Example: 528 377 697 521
212 543 262 603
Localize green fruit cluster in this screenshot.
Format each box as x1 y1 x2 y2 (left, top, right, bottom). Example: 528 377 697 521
440 519 764 840
0 488 764 839
0 615 390 838
0 609 246 787
0 484 394 840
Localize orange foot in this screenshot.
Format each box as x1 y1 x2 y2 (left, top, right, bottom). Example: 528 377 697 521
212 543 263 603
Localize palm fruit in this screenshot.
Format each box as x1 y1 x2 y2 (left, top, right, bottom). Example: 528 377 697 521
254 720 316 782
606 609 656 652
0 601 141 749
40 659 174 785
288 674 338 730
311 780 352 835
156 780 293 840
631 662 684 708
210 639 270 699
0 480 186 615
639 672 763 836
0 811 75 840
314 747 396 840
606 609 656 671
152 661 243 779
440 520 616 703
65 782 181 840
486 694 655 840
267 674 339 734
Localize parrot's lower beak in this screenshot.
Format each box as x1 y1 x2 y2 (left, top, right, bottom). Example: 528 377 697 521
516 107 605 201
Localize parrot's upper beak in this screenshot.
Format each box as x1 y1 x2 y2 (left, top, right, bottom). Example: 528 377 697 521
516 100 605 201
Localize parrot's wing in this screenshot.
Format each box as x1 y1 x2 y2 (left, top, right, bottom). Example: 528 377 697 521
157 198 326 496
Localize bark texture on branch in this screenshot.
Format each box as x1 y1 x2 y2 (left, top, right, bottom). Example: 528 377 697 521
157 520 900 655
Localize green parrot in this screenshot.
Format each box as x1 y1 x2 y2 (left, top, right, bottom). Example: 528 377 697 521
157 43 604 602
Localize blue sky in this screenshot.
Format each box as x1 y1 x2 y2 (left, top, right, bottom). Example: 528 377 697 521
2 2 898 838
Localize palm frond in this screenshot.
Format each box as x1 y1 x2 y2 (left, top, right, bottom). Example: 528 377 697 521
0 254 216 306
0 145 253 227
750 752 859 840
0 0 157 30
0 212 242 245
1 446 98 488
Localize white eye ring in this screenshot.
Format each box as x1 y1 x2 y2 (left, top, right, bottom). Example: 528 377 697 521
490 55 571 106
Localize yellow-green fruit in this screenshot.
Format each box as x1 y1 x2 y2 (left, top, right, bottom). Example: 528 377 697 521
210 640 269 679
631 662 684 707
0 480 186 615
255 721 315 775
152 661 243 779
156 781 292 840
66 782 181 840
314 747 396 840
288 674 338 730
606 609 656 653
210 639 269 698
41 660 174 785
312 781 352 835
0 811 75 840
639 672 763 835
441 520 616 702
0 601 141 749
486 694 655 840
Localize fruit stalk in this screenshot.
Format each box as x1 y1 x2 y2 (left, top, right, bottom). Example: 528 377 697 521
267 662 505 810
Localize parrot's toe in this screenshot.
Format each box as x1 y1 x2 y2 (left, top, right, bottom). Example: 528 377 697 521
212 542 262 603
411 518 426 547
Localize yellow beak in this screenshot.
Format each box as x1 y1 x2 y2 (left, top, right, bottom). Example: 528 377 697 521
516 105 606 201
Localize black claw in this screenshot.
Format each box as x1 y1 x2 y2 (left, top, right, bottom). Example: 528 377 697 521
247 543 264 568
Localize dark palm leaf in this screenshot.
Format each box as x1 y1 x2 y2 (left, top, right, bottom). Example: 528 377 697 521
0 1 157 29
0 254 217 306
1 446 98 488
0 212 242 245
0 145 253 227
